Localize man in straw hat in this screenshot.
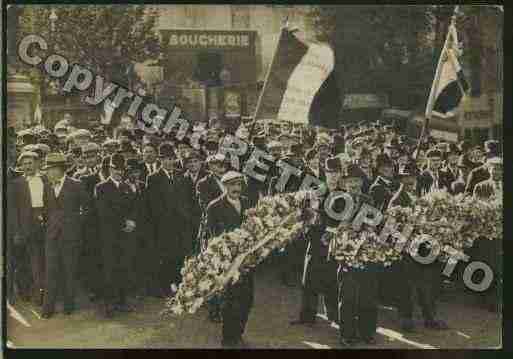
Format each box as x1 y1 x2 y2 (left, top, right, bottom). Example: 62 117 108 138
9 151 49 306
41 152 87 318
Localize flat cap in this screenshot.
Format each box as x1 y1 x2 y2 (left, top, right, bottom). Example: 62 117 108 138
206 153 226 163
426 149 442 158
487 156 502 165
267 141 282 149
35 143 51 155
18 151 39 162
221 171 244 184
43 152 67 170
82 142 100 154
103 138 119 148
73 129 92 138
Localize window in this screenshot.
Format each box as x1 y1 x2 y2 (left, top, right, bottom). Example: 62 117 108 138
231 5 250 29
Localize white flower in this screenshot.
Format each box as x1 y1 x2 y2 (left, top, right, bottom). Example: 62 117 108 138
170 283 178 293
184 290 194 298
172 305 184 315
199 280 212 292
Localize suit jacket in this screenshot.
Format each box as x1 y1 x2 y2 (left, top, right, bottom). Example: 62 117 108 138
140 160 161 183
147 168 192 257
451 178 466 196
473 179 501 200
440 165 461 194
95 178 135 245
44 176 87 242
369 176 400 212
416 169 444 197
206 194 251 239
465 165 490 195
9 174 51 240
182 172 204 240
388 183 415 209
196 173 225 212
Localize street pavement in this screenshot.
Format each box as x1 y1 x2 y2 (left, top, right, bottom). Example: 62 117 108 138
6 264 501 349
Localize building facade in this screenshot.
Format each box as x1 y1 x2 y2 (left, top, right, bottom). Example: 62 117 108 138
457 8 503 145
136 5 314 122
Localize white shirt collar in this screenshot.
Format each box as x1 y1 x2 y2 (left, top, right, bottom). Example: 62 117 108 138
109 176 121 188
226 195 241 212
25 172 41 179
57 174 67 187
162 168 172 180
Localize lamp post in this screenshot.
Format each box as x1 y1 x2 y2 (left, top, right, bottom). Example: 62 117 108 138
7 5 37 130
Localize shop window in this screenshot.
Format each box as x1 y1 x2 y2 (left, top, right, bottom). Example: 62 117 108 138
196 52 223 86
464 128 472 140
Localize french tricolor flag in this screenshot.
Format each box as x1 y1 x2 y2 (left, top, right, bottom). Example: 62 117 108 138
425 23 469 119
253 27 342 130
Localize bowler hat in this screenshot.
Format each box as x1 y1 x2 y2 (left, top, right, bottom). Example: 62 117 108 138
109 153 126 170
158 142 176 158
376 153 394 168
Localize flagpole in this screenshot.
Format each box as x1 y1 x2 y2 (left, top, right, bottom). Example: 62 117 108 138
248 17 289 142
413 5 459 159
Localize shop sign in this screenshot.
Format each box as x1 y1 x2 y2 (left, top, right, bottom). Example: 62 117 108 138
162 30 255 50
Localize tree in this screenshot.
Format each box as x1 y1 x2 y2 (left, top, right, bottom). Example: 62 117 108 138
17 5 161 90
306 6 436 109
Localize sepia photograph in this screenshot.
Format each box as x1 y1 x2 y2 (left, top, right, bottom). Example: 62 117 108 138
3 3 503 350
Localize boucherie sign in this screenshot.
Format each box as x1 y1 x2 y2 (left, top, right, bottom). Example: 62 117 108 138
161 30 256 50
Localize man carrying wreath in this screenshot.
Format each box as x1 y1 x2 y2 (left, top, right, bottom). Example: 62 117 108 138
206 171 254 348
335 164 378 346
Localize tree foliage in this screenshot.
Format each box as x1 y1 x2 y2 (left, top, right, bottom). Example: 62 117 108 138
306 5 502 109
307 5 434 108
17 5 161 89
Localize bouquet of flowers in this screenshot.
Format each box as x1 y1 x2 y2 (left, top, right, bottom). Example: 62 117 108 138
413 190 503 261
331 216 405 271
162 191 308 316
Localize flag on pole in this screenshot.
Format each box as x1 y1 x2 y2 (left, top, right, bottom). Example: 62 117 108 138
34 104 42 125
253 27 342 129
425 24 469 119
100 100 115 125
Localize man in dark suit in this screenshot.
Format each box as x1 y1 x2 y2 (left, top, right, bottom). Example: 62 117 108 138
385 162 449 332
465 155 496 195
41 153 87 318
206 171 254 348
440 144 462 194
336 165 378 346
369 153 400 212
290 157 343 328
147 142 192 297
196 154 228 214
77 142 105 302
183 150 207 255
416 149 445 196
123 158 149 298
95 153 137 317
9 151 49 306
471 157 502 313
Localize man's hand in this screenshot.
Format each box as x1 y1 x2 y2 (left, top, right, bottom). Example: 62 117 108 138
13 233 24 246
123 220 137 233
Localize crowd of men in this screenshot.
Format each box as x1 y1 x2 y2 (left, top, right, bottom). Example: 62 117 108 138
6 112 502 347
